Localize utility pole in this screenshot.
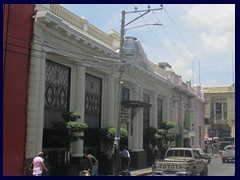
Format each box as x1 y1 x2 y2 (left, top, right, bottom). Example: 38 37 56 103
113 5 163 176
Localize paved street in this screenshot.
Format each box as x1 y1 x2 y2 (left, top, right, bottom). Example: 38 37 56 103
137 155 235 176
208 155 235 176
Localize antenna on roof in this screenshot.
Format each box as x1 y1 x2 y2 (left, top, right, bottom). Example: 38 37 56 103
232 52 234 84
199 59 201 86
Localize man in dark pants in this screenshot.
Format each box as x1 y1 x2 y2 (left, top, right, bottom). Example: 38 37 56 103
121 146 130 170
120 146 131 176
84 152 99 176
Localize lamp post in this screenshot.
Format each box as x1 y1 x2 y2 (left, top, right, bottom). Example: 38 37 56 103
113 5 163 176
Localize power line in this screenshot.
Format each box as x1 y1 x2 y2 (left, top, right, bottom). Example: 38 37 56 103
151 10 193 72
163 6 195 58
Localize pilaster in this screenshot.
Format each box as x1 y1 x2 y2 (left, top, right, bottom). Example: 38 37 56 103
138 87 144 151
25 38 46 158
71 64 86 157
151 93 158 128
131 85 140 151
105 74 115 127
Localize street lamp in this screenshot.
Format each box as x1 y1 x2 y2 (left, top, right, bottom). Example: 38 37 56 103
113 5 163 176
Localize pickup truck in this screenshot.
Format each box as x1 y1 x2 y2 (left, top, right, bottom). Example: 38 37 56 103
222 145 235 163
152 148 208 176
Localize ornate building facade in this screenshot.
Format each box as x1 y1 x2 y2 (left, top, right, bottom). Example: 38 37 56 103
3 4 205 175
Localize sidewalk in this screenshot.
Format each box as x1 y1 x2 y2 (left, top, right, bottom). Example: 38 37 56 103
130 167 152 176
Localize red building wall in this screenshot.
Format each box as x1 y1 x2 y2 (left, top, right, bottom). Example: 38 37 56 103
3 4 34 175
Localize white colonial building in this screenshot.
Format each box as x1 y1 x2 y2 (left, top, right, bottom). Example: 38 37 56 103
25 4 205 174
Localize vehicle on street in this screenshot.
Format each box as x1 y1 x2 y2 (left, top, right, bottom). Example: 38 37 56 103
222 145 235 163
192 147 211 164
219 137 235 150
152 148 208 176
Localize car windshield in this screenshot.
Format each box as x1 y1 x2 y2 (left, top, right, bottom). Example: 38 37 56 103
198 148 205 154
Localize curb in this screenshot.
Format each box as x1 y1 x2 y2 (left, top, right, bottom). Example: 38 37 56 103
131 168 152 176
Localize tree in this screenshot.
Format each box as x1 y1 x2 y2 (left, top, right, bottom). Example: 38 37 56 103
144 127 158 150
51 111 88 164
155 121 176 150
99 127 128 159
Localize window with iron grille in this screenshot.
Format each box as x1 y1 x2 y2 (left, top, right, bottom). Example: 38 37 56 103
84 73 102 152
216 102 222 122
44 60 71 129
157 98 163 129
143 93 150 130
143 93 150 150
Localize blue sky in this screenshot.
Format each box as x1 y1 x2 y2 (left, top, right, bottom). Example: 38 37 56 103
60 4 235 87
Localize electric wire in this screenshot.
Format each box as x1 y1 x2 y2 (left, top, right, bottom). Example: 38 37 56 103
160 6 231 87
133 9 196 85
151 10 193 72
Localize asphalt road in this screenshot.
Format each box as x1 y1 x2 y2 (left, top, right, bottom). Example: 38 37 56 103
146 155 235 176
208 155 235 176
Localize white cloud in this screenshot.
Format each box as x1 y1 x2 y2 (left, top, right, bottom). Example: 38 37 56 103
183 4 234 31
182 4 235 53
200 32 233 52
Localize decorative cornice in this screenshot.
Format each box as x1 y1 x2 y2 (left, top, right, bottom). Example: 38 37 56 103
35 11 118 58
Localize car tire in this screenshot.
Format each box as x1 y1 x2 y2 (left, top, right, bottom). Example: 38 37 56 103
200 166 208 176
208 157 211 163
191 168 197 176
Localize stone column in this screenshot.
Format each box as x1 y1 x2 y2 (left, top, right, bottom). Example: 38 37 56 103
138 87 144 151
105 74 115 127
130 85 147 169
25 39 46 159
151 93 158 128
131 85 140 151
71 64 86 157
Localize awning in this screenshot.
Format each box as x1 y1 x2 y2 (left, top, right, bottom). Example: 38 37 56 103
121 100 151 119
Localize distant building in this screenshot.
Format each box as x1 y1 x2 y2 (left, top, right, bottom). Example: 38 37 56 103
203 84 235 140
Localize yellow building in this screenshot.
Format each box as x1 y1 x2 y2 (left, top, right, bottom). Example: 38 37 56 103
203 84 235 141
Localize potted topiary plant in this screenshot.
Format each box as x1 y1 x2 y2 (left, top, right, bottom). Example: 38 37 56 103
99 127 128 159
98 127 128 175
154 121 176 159
51 111 88 164
99 127 115 159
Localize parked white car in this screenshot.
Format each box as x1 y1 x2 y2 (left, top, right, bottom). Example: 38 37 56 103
222 145 235 163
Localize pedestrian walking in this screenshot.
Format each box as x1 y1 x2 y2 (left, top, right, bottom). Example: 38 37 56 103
211 144 215 156
205 141 209 153
31 152 48 176
83 152 99 176
121 146 130 170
